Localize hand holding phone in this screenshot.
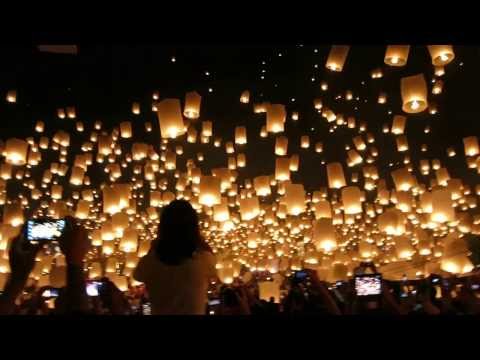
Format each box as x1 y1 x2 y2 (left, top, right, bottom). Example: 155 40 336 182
26 219 66 243
354 274 382 297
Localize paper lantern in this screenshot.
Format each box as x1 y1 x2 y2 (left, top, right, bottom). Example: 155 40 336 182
213 199 230 222
157 99 185 139
378 209 406 235
313 218 337 252
431 188 455 223
432 79 443 95
235 126 247 145
289 154 300 172
239 197 260 220
3 203 24 227
313 98 323 110
463 136 479 157
401 74 428 113
434 66 445 77
199 176 221 206
391 167 414 191
266 104 286 133
5 138 28 165
201 121 213 137
275 157 290 181
325 45 350 72
132 102 140 115
275 136 288 156
183 91 201 119
427 45 455 66
283 183 305 215
341 186 362 214
0 164 12 180
440 255 473 274
384 45 410 66
66 106 76 119
75 200 90 220
300 135 310 149
312 200 332 220
254 176 271 197
240 90 250 104
327 162 346 189
119 121 132 138
120 228 138 253
236 153 246 168
69 166 85 186
391 115 407 135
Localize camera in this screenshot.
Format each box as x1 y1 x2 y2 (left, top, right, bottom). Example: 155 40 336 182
86 281 104 297
26 218 66 243
354 274 382 297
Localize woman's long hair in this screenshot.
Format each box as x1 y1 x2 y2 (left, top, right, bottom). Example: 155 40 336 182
155 200 203 265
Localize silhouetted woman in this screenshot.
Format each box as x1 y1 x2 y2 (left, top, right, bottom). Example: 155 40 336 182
133 200 216 315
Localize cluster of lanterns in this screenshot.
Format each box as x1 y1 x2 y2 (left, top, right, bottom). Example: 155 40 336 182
0 44 478 292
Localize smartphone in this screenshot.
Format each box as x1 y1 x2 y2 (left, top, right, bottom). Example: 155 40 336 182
86 281 103 297
26 219 66 243
142 302 152 315
471 284 480 291
354 274 382 297
41 288 59 298
208 299 221 306
294 271 308 280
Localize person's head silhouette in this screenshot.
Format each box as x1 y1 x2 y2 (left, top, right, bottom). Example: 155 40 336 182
155 199 203 265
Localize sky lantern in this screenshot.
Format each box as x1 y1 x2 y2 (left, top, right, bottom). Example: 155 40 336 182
275 136 288 156
463 136 479 157
183 91 201 119
266 104 286 133
283 183 305 215
313 218 337 253
199 176 221 207
431 188 455 223
401 74 428 113
384 45 410 66
325 45 350 72
157 98 185 139
275 157 290 181
235 126 247 145
427 45 455 66
326 162 346 189
240 90 250 104
239 197 260 221
132 102 140 115
5 138 28 165
341 186 362 214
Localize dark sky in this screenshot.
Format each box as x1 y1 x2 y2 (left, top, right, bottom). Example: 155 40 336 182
1 44 480 193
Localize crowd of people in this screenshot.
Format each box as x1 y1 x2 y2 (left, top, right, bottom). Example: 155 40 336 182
1 200 480 316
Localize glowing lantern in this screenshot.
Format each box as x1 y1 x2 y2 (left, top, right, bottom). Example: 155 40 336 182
183 91 201 119
427 45 455 66
5 138 28 165
240 90 250 104
235 126 247 145
120 121 132 138
325 45 350 72
275 136 288 156
132 102 140 115
341 186 362 214
431 188 455 223
378 209 406 235
391 167 414 191
300 136 310 149
313 218 337 252
391 115 407 135
213 199 230 222
463 136 479 157
239 197 260 220
237 153 246 168
120 228 138 253
283 183 305 215
401 74 428 113
199 176 221 207
157 99 185 139
275 158 290 181
266 104 286 133
69 166 85 186
384 45 410 66
289 154 300 171
327 162 346 189
202 121 213 137
254 176 271 197
3 203 24 227
395 236 415 259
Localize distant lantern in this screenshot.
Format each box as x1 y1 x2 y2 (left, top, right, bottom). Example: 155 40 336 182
132 102 140 115
300 136 310 149
283 183 306 215
325 45 350 72
69 166 85 186
157 98 185 139
235 126 247 145
313 98 323 110
240 90 250 104
313 218 337 253
275 136 288 156
391 115 407 135
432 79 444 95
427 45 455 66
6 90 17 103
289 154 300 171
254 176 271 197
3 203 24 227
57 108 66 119
239 197 260 221
120 121 132 138
434 66 445 77
35 120 45 133
291 111 299 121
341 186 362 214
396 135 409 152
431 188 455 223
237 153 246 168
199 176 221 207
401 74 428 113
202 121 213 137
378 93 387 104
463 136 479 157
327 162 346 189
183 91 201 119
384 45 410 66
260 126 267 138
5 138 28 165
266 104 286 133
66 106 76 119
391 167 415 192
275 157 291 181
